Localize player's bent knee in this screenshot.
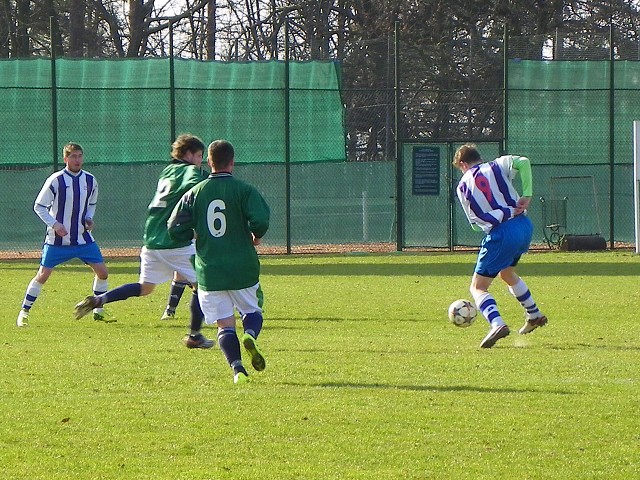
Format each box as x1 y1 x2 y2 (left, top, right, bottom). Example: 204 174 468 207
216 316 236 329
139 283 156 296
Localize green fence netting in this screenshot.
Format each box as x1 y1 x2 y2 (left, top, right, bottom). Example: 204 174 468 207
507 60 639 245
507 59 640 166
2 58 640 255
0 58 346 165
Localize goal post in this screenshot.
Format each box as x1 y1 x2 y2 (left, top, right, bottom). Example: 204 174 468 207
634 121 640 254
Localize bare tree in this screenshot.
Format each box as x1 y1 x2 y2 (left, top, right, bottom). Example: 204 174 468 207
127 0 153 56
206 0 216 58
3 0 640 161
69 0 85 56
0 0 12 57
14 0 30 57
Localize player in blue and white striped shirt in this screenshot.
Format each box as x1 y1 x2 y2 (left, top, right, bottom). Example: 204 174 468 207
16 143 109 327
453 144 548 348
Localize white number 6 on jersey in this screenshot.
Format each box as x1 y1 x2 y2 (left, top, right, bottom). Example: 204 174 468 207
207 199 227 237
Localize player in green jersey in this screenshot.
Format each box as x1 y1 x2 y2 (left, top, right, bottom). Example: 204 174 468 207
168 140 270 383
74 134 214 349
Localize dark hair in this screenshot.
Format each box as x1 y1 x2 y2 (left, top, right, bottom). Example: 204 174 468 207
171 134 205 160
208 140 235 169
453 144 482 167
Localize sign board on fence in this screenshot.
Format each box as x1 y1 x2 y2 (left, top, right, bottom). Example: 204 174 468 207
412 146 440 196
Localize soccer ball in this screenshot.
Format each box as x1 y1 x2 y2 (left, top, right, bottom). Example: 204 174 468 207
448 299 477 328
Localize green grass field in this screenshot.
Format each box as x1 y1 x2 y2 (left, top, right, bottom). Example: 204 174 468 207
1 251 639 479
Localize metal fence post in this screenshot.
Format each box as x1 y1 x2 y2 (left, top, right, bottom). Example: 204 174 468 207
609 4 615 249
169 19 176 142
284 18 292 254
50 16 58 172
503 22 508 155
394 20 403 251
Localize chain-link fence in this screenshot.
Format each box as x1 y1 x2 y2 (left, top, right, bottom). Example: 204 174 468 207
1 27 639 258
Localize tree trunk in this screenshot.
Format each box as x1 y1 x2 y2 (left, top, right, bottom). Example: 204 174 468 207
127 0 152 57
0 0 11 58
14 0 30 57
206 0 216 59
69 0 85 57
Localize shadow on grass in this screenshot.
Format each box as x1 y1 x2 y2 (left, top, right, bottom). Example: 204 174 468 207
150 323 192 330
264 318 425 330
283 381 577 395
3 257 140 272
268 316 397 323
261 262 640 277
4 259 639 277
549 343 640 352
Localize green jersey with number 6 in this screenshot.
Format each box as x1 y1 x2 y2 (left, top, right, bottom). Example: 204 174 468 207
167 172 270 291
144 161 208 249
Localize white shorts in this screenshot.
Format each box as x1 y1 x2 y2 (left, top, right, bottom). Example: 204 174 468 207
139 245 197 285
198 283 263 325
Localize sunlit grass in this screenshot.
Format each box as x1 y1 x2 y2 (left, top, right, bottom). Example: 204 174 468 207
1 251 639 479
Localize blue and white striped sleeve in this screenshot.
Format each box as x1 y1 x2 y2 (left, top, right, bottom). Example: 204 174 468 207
33 176 57 227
